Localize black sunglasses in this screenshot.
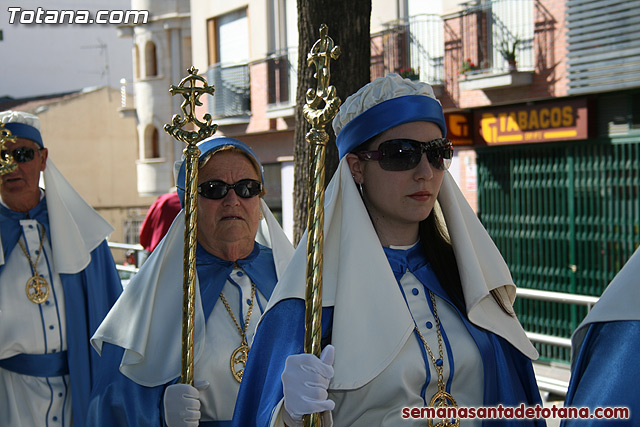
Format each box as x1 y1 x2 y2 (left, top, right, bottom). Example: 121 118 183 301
198 179 263 200
1 147 38 164
356 138 453 171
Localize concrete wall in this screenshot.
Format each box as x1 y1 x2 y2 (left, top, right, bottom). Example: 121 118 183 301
32 87 156 243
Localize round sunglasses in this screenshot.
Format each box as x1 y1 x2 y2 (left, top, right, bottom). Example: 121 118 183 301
1 147 39 163
197 179 263 200
356 138 453 171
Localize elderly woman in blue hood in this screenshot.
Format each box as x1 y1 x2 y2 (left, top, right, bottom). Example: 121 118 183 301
87 137 293 426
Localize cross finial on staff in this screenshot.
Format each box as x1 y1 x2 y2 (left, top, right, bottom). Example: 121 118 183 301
304 24 342 129
164 66 218 145
302 24 341 427
164 67 217 386
0 123 18 175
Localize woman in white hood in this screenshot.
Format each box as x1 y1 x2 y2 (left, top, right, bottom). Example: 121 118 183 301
234 74 544 427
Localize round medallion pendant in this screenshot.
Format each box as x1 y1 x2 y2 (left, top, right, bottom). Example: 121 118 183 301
230 344 250 383
427 390 460 427
26 275 49 304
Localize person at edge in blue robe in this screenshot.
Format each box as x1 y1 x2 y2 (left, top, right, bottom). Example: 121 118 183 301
87 136 294 427
233 74 545 427
0 110 123 427
561 247 640 426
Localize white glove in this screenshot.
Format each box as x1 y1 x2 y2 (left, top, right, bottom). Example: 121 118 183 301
281 345 335 426
163 381 209 427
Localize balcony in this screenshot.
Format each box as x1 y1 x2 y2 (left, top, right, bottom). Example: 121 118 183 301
206 63 251 122
136 158 173 197
450 0 551 91
459 69 533 91
265 47 298 119
371 14 445 93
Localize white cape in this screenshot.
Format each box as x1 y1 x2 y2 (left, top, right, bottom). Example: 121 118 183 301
264 159 538 390
570 247 640 364
0 158 114 274
91 199 293 386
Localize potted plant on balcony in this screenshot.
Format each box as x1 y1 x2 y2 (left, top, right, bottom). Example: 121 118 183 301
498 38 519 71
398 67 420 81
460 58 479 76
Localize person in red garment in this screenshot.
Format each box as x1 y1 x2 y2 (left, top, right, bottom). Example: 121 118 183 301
139 191 181 253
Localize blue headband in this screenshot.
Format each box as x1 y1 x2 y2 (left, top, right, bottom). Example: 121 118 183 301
3 123 44 148
176 136 264 208
336 95 446 159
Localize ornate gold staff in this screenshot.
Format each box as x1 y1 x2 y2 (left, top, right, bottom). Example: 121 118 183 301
302 24 341 427
0 123 18 176
164 66 217 385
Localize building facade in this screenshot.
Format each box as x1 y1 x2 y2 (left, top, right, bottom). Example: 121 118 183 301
124 0 639 363
440 0 640 363
2 87 157 261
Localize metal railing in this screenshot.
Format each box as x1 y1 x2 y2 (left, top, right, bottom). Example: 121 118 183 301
371 15 445 85
107 241 143 279
457 0 537 74
263 47 298 107
206 62 251 118
516 288 600 397
517 288 599 349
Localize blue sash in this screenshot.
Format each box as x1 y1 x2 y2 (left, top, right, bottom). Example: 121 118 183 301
0 351 69 377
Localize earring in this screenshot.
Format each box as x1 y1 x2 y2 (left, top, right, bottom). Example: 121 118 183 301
259 210 264 220
357 182 364 196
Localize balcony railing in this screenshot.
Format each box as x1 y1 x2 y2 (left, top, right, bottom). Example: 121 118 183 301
457 0 537 75
266 47 298 108
207 63 251 118
371 15 445 86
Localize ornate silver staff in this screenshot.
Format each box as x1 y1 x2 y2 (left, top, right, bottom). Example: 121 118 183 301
0 123 18 176
164 66 217 385
302 24 341 427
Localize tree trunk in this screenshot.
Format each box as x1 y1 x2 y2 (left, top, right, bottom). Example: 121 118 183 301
293 0 372 244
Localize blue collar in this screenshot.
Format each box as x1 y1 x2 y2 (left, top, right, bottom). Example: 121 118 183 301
195 241 278 321
195 240 261 267
382 243 428 280
0 197 50 274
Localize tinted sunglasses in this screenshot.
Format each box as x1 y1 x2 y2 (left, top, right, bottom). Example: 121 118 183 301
197 179 263 200
1 147 38 163
356 138 453 171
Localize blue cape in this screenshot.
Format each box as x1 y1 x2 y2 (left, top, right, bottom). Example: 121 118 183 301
562 321 640 426
87 242 278 427
234 244 543 426
0 198 122 427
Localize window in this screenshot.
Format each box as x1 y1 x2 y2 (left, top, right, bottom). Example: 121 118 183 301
207 9 251 118
144 40 158 77
134 44 140 79
144 125 160 159
262 162 283 225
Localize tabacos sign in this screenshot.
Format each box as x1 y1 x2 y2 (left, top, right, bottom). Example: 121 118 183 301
445 112 473 145
477 98 589 145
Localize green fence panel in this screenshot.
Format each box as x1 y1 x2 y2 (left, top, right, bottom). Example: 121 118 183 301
477 141 640 363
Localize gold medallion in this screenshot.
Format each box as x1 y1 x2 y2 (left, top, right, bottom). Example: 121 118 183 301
414 291 461 427
230 344 250 383
26 275 49 304
428 390 460 426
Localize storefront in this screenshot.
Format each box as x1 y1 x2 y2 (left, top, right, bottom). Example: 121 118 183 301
472 95 639 362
